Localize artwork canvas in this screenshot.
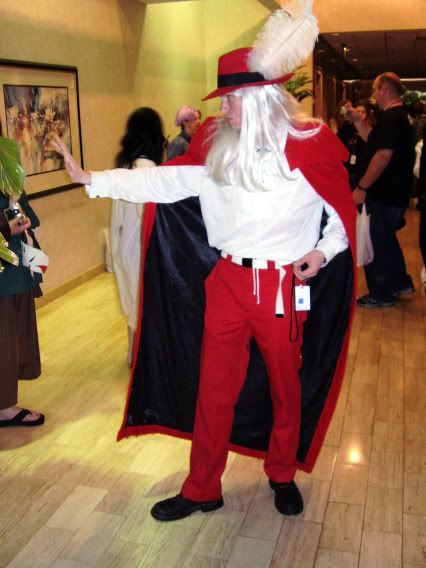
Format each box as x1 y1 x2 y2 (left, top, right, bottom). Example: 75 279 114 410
0 61 83 197
4 85 71 176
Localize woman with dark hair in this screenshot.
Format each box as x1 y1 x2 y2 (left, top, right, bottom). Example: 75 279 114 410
353 99 375 131
337 99 373 189
115 107 165 169
110 107 165 365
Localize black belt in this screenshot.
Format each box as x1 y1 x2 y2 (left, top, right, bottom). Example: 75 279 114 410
242 258 254 267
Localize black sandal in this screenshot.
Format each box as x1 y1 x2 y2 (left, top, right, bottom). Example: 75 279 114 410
0 408 45 428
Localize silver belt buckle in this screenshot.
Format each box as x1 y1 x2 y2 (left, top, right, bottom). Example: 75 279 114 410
252 258 268 269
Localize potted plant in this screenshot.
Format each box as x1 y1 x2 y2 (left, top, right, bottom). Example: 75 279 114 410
0 136 26 271
284 66 314 102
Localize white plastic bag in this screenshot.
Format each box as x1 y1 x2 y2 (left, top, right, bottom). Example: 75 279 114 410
21 230 49 274
356 203 374 266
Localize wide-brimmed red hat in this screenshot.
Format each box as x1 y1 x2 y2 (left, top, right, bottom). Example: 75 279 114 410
202 47 293 101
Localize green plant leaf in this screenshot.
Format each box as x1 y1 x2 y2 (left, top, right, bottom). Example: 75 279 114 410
284 66 313 102
294 88 314 102
0 233 19 268
0 137 26 199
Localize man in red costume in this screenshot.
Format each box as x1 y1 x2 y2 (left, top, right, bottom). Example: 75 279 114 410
54 2 356 521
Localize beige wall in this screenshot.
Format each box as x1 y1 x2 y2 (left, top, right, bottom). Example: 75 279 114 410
1 0 425 295
133 1 206 141
0 0 146 293
202 0 271 115
0 0 207 294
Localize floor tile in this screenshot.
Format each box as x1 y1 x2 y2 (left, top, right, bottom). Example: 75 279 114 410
359 530 402 568
364 486 403 533
329 464 368 505
314 549 358 568
319 502 364 553
368 452 403 489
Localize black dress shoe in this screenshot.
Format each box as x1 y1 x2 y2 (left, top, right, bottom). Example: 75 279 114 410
151 493 224 521
269 480 303 515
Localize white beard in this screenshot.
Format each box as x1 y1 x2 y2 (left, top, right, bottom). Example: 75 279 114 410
206 118 298 193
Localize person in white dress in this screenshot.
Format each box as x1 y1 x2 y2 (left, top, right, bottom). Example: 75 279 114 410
110 107 165 365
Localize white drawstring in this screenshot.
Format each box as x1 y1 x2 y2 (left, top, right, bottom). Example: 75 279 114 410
221 252 286 315
252 266 260 304
275 266 286 316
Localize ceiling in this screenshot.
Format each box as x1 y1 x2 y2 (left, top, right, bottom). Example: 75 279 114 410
315 30 426 80
135 1 426 83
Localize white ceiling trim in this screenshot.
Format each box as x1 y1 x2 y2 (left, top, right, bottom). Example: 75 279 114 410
138 1 195 4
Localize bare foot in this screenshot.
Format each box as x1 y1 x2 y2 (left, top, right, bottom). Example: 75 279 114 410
0 405 42 423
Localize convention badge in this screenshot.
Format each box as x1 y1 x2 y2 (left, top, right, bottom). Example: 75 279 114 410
349 154 357 165
295 285 310 311
21 241 49 273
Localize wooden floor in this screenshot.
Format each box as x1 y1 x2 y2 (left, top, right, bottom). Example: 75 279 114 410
0 210 425 568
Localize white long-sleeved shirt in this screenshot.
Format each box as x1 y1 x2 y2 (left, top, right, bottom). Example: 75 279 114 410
88 156 348 266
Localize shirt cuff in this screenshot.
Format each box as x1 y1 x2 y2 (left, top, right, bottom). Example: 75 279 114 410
314 242 334 267
85 171 112 198
316 236 350 267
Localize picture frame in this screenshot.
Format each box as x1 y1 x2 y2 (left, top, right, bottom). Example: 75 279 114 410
0 59 83 199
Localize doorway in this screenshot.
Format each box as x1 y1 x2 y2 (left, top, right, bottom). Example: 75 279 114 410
313 29 426 123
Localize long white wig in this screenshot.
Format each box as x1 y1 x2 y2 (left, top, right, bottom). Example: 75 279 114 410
206 84 321 192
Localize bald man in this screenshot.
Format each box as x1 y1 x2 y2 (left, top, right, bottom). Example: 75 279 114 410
354 72 415 308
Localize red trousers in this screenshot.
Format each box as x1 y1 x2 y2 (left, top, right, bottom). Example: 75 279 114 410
181 257 306 501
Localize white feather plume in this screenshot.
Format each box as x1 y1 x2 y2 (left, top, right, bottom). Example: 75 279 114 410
248 0 319 79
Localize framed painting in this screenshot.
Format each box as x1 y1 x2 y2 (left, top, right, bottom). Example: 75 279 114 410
0 59 83 198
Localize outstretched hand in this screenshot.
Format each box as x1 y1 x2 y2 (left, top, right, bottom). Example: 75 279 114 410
293 250 325 280
51 135 91 185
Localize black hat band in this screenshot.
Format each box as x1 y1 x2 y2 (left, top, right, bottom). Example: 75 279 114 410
217 71 266 88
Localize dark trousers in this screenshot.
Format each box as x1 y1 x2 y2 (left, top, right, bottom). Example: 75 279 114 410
0 289 41 409
181 258 306 501
364 201 413 302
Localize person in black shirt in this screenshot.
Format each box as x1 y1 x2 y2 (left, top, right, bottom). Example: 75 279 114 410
353 72 415 308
